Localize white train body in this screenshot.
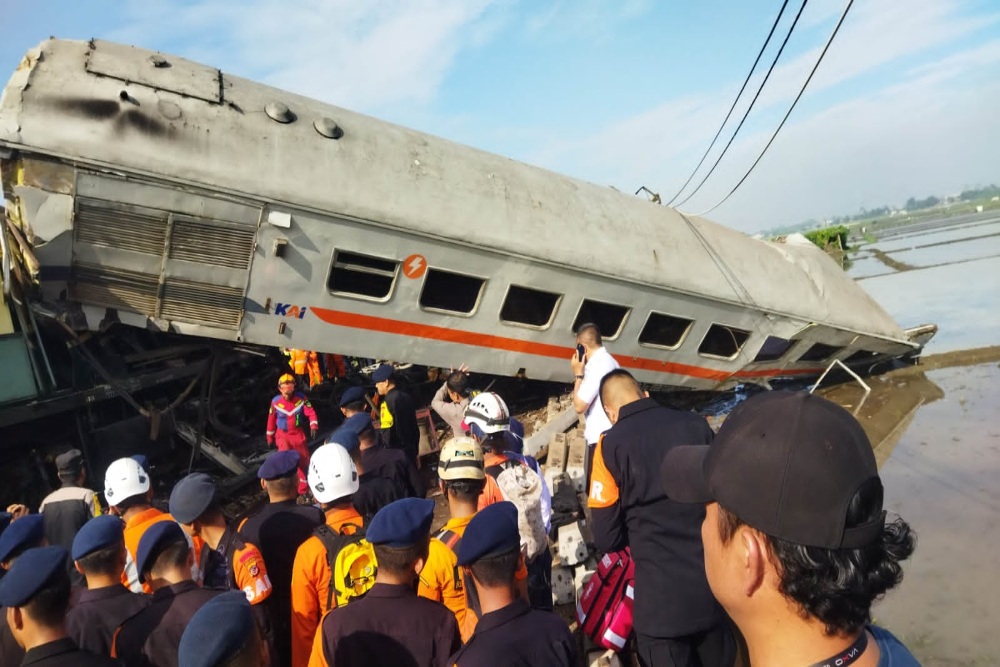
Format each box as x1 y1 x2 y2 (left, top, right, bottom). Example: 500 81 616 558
0 39 927 391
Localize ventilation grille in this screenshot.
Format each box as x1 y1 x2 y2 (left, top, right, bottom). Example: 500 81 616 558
161 278 244 329
70 264 159 313
169 219 255 269
75 199 168 255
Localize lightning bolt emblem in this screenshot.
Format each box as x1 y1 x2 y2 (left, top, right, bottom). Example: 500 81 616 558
403 254 427 278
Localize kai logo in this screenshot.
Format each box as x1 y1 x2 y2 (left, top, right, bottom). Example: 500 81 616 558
274 303 308 319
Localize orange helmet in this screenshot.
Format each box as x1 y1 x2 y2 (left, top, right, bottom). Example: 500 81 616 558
278 373 295 385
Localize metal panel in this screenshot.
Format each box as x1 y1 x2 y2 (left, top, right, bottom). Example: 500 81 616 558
70 264 159 313
0 335 38 403
161 278 243 329
169 217 254 270
75 198 168 255
85 39 222 104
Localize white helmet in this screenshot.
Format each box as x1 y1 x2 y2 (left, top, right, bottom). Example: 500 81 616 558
104 457 150 506
308 443 359 503
463 392 510 435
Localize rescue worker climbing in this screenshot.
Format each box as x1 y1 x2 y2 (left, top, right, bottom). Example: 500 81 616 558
266 374 318 495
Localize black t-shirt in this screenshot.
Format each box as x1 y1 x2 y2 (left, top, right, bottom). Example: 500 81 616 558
383 388 420 464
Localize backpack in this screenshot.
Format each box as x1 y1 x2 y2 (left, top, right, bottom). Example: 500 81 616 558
313 523 378 610
436 527 482 640
484 459 547 560
576 548 635 651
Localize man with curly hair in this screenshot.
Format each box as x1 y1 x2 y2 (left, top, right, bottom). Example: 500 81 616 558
663 391 919 667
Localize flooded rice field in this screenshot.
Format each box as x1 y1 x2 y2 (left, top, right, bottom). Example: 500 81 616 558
820 214 1000 665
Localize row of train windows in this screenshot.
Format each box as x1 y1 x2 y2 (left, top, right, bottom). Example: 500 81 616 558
328 250 874 363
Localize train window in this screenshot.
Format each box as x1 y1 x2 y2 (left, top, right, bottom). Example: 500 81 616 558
419 268 485 315
798 342 843 362
572 299 631 340
753 335 794 362
698 324 751 359
500 285 561 328
844 349 879 364
638 312 693 349
328 250 398 301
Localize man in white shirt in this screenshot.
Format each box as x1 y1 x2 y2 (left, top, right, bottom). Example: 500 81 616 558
570 323 620 490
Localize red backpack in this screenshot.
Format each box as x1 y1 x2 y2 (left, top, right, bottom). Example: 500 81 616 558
575 548 635 651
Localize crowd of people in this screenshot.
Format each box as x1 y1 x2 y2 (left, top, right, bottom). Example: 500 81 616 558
0 327 922 666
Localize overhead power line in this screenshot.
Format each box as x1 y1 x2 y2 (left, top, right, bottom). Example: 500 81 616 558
691 0 856 217
665 0 792 207
673 0 810 209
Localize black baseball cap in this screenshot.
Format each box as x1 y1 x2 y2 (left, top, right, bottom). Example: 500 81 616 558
662 391 885 550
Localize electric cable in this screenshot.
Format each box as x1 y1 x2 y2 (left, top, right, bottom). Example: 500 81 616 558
665 0 792 206
692 0 855 216
673 0 810 209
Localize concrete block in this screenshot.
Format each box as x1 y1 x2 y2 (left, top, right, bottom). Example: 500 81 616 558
545 470 572 497
566 437 588 493
551 565 575 605
558 521 589 566
546 435 568 473
547 397 562 420
574 563 595 594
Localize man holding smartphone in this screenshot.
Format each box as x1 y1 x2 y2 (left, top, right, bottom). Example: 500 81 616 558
570 323 620 490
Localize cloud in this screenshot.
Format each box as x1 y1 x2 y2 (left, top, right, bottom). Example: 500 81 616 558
520 0 1000 230
110 0 503 114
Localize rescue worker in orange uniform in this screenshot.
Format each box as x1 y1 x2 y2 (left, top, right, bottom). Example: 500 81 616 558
103 456 201 593
267 374 319 495
289 443 365 667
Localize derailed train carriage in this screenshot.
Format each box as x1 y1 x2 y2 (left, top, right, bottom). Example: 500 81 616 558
0 39 934 425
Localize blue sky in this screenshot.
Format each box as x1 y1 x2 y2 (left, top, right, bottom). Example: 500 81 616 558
3 0 999 232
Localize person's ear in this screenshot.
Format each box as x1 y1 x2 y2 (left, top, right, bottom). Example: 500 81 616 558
413 556 427 577
260 479 267 492
741 528 767 598
8 606 24 633
74 560 86 576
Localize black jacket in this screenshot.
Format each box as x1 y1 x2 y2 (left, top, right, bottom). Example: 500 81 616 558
66 585 151 656
21 638 119 666
239 500 323 667
450 598 578 667
590 397 724 637
113 581 221 667
382 388 420 465
317 582 459 667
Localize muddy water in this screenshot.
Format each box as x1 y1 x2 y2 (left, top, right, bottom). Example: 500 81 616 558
849 215 1000 354
838 361 1000 666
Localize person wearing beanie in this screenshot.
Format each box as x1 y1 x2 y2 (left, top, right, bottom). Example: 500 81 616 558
448 502 577 667
240 451 323 667
310 498 460 667
178 591 269 667
0 545 117 666
66 515 150 655
39 448 101 587
112 521 222 667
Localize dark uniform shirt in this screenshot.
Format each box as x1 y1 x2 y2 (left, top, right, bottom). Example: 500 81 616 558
382 388 420 465
239 500 323 667
21 637 118 666
360 445 425 498
66 584 151 656
1 605 25 665
113 580 221 667
316 582 460 667
39 485 98 587
449 598 578 667
589 397 724 638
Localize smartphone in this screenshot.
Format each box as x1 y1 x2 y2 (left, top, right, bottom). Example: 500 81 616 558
576 344 586 362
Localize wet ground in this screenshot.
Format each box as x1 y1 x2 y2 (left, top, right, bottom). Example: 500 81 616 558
819 215 1000 666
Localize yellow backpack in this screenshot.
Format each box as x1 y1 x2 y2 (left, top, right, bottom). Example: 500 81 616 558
314 523 378 609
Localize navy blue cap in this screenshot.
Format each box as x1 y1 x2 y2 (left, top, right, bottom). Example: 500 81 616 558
457 501 520 566
0 546 69 607
339 386 366 407
168 472 217 524
372 364 393 383
72 515 124 561
136 520 187 582
257 450 300 480
0 514 45 564
178 591 255 667
367 498 435 547
342 412 374 435
326 425 360 452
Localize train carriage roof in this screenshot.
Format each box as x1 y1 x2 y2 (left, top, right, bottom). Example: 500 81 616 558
0 39 908 343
